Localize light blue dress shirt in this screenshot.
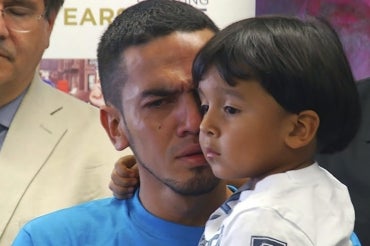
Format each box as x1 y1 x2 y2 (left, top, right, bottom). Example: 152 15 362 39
0 90 27 150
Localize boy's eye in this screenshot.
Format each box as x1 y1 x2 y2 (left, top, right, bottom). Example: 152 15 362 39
200 104 209 115
224 106 239 114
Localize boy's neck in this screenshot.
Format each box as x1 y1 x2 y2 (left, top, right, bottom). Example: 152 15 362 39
250 159 316 187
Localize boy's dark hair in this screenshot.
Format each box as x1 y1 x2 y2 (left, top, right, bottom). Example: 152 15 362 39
44 0 64 19
97 0 219 111
193 15 361 154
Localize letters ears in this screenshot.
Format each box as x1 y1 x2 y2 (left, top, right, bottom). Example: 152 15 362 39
285 110 319 149
100 105 129 151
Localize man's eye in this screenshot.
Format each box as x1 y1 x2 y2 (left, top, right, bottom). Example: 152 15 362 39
6 6 33 16
224 106 239 114
144 96 177 108
146 99 165 108
200 104 209 115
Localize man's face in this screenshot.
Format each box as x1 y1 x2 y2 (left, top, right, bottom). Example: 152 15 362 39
0 0 55 106
119 30 219 195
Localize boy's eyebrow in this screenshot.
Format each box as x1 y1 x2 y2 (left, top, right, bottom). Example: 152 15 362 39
197 87 205 97
197 83 245 100
223 87 245 100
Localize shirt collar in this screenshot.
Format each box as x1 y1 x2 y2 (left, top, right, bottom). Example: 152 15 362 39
0 88 28 129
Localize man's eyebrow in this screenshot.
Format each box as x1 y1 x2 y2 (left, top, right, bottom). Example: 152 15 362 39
7 0 31 4
140 88 181 98
6 0 38 8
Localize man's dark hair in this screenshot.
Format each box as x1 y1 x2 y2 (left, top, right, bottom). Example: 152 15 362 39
44 0 64 19
193 15 361 154
98 0 219 110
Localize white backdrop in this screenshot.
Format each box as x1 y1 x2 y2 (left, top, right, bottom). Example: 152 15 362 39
43 0 256 59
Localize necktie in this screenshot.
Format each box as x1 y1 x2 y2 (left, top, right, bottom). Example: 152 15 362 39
0 124 8 150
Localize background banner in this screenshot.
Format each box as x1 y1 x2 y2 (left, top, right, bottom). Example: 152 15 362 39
40 0 255 104
257 0 370 81
43 0 256 59
40 0 369 105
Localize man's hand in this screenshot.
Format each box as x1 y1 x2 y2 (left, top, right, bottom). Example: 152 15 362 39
110 155 140 199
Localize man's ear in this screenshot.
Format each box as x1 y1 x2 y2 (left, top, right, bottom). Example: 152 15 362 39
43 9 60 49
285 110 320 149
47 11 58 30
100 105 129 151
45 11 58 49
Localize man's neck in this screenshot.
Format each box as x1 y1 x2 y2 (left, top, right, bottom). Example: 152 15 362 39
0 80 31 108
139 180 232 226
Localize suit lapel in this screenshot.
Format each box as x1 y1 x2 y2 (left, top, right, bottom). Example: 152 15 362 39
0 76 68 236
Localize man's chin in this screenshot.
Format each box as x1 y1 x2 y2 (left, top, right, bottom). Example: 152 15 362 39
164 173 221 196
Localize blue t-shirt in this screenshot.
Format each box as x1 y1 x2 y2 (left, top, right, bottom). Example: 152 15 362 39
12 190 204 245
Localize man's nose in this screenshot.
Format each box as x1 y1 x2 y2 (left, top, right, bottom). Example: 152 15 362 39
176 93 202 136
0 10 10 37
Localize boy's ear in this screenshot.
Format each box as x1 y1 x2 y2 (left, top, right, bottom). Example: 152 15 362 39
285 110 320 149
100 105 129 151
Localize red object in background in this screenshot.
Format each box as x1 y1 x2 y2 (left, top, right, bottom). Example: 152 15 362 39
56 80 70 93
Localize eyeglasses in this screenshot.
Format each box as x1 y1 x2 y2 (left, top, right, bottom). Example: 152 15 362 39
0 6 45 33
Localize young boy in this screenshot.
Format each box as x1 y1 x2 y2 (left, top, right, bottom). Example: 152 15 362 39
193 15 361 245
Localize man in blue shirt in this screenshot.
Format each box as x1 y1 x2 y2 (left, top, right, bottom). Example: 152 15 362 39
11 1 363 245
12 1 233 245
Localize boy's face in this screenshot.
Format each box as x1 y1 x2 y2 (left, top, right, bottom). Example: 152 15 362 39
198 67 295 180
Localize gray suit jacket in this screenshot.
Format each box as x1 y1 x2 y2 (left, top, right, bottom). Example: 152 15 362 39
0 74 131 245
317 77 370 245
